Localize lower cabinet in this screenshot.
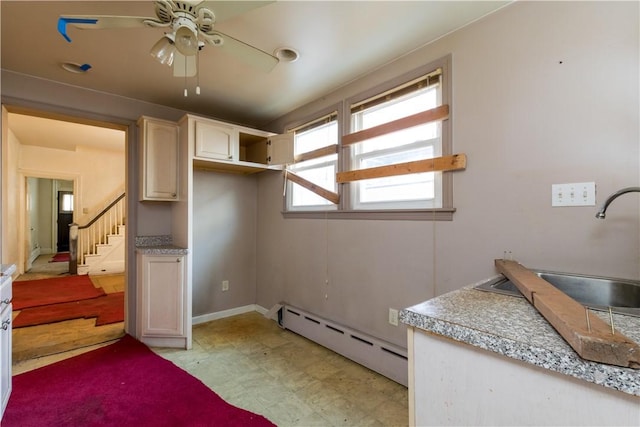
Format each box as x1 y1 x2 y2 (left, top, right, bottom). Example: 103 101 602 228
0 274 13 421
137 253 190 349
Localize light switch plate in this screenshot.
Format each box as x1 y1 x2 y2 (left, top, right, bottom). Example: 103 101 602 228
552 182 596 207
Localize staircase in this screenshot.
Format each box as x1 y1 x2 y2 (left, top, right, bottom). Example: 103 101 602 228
71 193 126 276
77 224 125 275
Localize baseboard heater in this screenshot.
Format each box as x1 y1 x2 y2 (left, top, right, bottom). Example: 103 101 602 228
279 304 408 386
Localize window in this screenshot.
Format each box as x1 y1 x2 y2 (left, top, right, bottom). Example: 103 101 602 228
286 113 338 211
61 193 74 212
349 70 442 210
283 56 454 220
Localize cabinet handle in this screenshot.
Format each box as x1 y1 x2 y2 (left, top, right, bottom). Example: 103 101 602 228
1 298 9 305
176 258 181 263
1 319 10 330
172 193 177 198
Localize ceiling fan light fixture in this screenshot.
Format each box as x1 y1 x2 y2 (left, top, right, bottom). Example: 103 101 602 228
150 34 176 66
173 17 199 56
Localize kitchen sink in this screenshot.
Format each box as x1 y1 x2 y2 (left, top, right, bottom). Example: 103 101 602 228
475 271 640 317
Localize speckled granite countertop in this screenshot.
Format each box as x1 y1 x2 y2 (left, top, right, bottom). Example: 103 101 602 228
135 235 188 255
400 277 640 397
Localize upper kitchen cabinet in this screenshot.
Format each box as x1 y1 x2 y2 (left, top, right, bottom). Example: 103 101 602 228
194 120 238 161
138 116 180 201
180 114 294 174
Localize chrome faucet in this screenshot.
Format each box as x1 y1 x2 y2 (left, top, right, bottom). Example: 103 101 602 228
595 187 640 219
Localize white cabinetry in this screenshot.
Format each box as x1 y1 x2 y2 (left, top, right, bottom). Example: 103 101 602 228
180 114 294 173
243 133 294 166
138 117 180 201
137 253 190 348
194 120 238 161
0 269 14 422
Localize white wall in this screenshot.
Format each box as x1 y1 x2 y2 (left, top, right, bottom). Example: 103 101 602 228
36 178 53 253
257 1 640 348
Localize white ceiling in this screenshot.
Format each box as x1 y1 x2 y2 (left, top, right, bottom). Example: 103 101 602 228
7 113 126 152
1 1 511 131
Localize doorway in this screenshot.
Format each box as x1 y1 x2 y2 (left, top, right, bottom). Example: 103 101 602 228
56 190 73 253
3 108 128 362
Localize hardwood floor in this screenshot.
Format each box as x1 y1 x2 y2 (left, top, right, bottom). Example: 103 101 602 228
12 254 125 363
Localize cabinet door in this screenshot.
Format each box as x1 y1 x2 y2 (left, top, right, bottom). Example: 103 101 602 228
141 119 179 201
0 304 12 420
267 133 294 165
141 255 186 337
194 120 238 161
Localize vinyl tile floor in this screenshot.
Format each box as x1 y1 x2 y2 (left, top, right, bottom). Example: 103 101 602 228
154 312 409 427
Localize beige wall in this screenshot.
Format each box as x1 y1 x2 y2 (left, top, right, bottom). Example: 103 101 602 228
19 144 125 225
2 129 20 269
3 129 125 272
192 170 258 316
258 1 640 347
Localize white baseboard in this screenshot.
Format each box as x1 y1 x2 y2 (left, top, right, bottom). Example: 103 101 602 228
192 304 269 325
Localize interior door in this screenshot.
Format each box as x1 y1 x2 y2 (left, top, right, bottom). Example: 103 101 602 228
57 191 73 253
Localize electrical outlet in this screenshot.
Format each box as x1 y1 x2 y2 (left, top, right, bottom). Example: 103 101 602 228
552 182 596 207
221 280 229 291
389 308 399 326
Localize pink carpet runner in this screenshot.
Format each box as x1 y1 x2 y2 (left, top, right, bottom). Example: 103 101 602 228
3 334 276 427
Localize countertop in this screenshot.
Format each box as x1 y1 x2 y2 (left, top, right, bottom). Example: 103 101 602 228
135 245 188 255
135 235 188 255
400 277 640 397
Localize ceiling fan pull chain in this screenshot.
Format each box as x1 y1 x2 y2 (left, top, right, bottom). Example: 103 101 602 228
196 47 201 95
184 58 188 97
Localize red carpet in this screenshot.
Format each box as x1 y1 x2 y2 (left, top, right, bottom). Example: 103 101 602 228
12 275 106 310
13 292 124 328
3 335 275 427
49 252 70 262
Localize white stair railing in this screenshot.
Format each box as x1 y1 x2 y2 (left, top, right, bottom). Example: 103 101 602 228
69 193 125 274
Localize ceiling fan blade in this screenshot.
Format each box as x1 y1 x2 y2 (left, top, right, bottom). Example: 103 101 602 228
200 1 275 23
173 53 197 78
58 15 161 42
206 31 279 73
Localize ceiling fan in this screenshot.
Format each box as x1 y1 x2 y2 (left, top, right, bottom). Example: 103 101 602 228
58 0 279 84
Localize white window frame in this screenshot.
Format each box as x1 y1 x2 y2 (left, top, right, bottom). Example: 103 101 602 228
285 110 339 212
349 75 443 210
283 55 453 221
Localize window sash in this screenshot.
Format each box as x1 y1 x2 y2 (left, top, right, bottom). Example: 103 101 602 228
352 138 442 209
348 77 442 210
287 155 338 211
